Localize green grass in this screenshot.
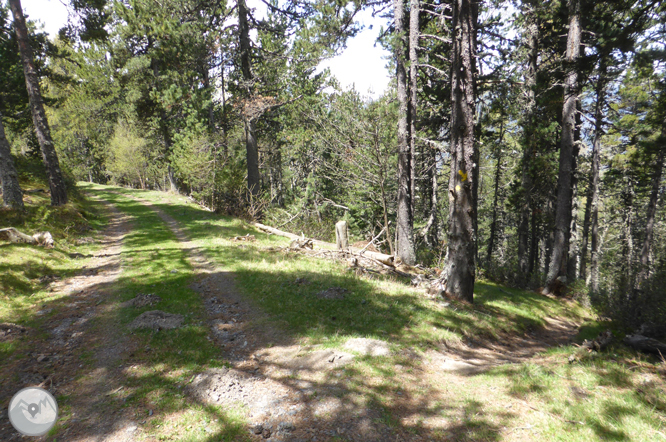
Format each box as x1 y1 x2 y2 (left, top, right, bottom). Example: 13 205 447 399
0 184 105 327
70 187 251 441
79 184 665 442
3 182 665 441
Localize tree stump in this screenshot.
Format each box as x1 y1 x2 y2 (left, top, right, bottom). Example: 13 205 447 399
335 220 349 250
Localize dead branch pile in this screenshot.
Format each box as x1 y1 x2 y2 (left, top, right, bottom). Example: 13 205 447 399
252 222 438 286
581 330 613 352
290 238 313 249
0 227 54 247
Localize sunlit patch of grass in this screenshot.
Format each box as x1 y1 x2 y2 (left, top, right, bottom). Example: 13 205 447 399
0 183 106 353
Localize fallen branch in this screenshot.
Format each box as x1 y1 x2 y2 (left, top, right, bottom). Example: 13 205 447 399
624 334 666 355
0 228 54 247
358 226 386 255
582 330 613 352
253 222 395 264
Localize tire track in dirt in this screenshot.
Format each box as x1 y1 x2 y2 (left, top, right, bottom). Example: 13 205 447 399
1 196 142 441
125 193 410 442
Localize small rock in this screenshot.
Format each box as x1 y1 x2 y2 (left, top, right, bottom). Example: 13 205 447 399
278 422 295 432
126 424 138 433
316 287 347 300
171 269 178 273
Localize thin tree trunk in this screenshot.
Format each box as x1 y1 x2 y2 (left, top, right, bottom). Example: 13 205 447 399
238 0 260 196
623 184 634 290
441 0 478 303
529 208 538 274
636 120 666 288
9 0 67 206
580 58 606 285
567 174 579 281
486 125 504 264
0 113 24 210
421 146 438 246
408 0 420 222
543 0 581 294
395 0 416 265
518 1 538 276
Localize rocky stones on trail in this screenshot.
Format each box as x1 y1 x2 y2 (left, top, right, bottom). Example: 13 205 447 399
0 322 28 341
128 310 184 330
343 338 391 356
316 287 348 300
187 367 255 406
122 293 162 308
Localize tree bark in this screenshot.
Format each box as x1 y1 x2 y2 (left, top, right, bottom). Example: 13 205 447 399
580 58 606 286
486 124 504 264
543 0 581 294
238 0 260 196
441 0 478 303
408 0 420 222
0 113 24 210
9 0 67 206
636 119 666 288
420 146 438 246
518 1 538 276
394 0 416 265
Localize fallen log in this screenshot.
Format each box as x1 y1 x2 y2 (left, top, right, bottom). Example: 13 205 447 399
253 222 395 265
0 228 54 247
623 334 666 355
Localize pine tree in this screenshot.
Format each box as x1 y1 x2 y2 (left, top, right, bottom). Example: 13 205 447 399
442 0 478 302
9 0 67 206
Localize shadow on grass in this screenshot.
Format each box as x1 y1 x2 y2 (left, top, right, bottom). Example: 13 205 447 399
5 184 651 441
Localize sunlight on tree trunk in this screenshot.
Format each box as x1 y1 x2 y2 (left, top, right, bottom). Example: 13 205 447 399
442 0 478 303
9 0 67 206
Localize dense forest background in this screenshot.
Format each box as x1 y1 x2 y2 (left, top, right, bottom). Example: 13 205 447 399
1 0 665 329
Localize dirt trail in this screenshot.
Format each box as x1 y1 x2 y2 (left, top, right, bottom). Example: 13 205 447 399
3 191 583 442
1 197 140 441
125 194 582 442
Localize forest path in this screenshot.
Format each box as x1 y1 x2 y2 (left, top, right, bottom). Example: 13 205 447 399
120 192 584 442
2 188 585 442
1 196 139 441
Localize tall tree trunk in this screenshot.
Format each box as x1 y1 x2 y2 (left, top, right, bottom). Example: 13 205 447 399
9 0 67 206
518 1 538 276
0 113 24 210
421 146 438 246
395 0 416 265
636 120 666 288
567 174 579 280
441 0 478 303
543 0 581 294
529 208 538 274
408 0 420 222
238 0 260 196
580 58 607 285
486 125 504 264
622 184 634 290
